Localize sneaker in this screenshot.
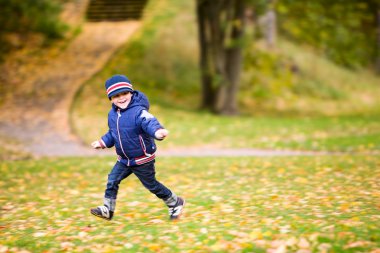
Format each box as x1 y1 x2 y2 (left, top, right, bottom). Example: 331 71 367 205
90 206 114 220
168 197 185 220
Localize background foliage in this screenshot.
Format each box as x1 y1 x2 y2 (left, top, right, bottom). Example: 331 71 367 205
72 0 380 121
276 0 378 69
0 0 67 58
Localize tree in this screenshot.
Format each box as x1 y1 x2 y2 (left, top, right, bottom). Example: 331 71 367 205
196 0 245 115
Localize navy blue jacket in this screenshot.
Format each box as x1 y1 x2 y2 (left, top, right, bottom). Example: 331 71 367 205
100 91 163 166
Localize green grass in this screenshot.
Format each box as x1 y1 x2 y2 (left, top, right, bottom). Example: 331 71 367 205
1 156 379 252
72 102 380 153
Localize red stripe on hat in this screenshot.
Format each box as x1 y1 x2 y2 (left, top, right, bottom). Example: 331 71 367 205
107 82 133 96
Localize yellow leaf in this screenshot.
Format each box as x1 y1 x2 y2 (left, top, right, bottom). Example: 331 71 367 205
249 231 263 240
294 177 308 183
263 231 272 237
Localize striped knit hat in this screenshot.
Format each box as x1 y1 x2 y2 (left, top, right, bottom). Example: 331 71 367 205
105 74 134 99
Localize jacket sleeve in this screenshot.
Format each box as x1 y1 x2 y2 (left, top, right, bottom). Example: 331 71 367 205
100 112 115 148
100 129 115 148
136 109 163 139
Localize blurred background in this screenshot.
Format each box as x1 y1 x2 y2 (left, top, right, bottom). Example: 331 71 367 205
1 2 380 252
0 0 379 159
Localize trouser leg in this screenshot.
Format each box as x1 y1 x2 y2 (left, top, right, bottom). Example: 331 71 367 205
132 160 176 205
104 161 132 211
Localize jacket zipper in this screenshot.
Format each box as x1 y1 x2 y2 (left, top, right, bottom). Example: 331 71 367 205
139 135 146 155
116 109 130 165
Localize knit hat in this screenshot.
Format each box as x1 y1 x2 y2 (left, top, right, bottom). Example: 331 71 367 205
105 74 134 99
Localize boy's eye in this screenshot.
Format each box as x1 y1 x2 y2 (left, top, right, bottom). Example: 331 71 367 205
112 92 130 99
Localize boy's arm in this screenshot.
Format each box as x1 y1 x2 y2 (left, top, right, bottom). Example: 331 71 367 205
92 129 115 149
137 109 168 140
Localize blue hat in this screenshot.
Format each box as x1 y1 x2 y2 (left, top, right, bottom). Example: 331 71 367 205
105 74 134 99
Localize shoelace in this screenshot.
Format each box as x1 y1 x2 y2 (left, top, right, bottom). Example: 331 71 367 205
168 206 181 215
98 206 110 218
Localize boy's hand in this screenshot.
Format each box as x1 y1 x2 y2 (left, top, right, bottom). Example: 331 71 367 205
155 129 169 140
91 140 102 149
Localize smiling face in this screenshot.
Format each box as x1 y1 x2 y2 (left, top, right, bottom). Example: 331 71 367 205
111 91 132 109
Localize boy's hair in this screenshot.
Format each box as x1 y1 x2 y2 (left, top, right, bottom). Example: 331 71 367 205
105 74 134 99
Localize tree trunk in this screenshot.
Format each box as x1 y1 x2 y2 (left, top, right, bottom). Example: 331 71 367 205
258 0 277 49
196 0 246 114
265 9 277 49
196 0 216 110
220 0 245 115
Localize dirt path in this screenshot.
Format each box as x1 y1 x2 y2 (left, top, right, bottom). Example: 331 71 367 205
0 21 140 157
156 148 337 157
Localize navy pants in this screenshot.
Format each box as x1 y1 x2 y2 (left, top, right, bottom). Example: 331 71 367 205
105 160 172 201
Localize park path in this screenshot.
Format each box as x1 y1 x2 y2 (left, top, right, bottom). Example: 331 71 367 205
0 21 336 159
0 21 140 157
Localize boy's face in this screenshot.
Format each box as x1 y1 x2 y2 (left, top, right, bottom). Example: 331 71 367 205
111 91 132 109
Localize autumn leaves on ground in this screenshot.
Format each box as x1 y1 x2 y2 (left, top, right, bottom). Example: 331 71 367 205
1 156 379 252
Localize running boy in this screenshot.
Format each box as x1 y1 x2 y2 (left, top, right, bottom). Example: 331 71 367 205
90 74 185 220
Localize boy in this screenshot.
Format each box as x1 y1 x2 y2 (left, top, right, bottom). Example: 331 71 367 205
90 74 185 220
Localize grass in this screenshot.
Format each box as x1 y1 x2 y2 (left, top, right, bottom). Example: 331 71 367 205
1 155 379 252
72 102 380 153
